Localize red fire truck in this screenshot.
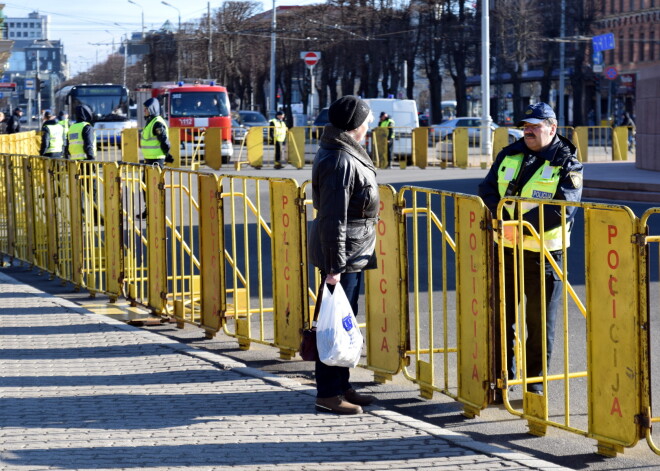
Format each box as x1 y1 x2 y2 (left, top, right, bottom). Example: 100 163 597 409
136 80 233 162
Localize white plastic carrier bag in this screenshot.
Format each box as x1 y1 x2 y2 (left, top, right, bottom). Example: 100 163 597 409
316 282 364 368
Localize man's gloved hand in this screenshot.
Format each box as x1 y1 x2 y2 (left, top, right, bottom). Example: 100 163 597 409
165 153 174 163
85 155 95 161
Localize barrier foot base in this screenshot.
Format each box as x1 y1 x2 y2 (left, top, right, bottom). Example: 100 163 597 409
278 348 295 360
239 339 251 351
373 372 392 384
596 441 623 457
461 405 480 419
419 386 434 400
176 319 185 329
527 421 547 437
204 329 216 339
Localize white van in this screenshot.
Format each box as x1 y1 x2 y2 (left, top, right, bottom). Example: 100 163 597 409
363 98 419 156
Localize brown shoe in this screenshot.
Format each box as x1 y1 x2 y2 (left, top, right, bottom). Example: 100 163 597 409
315 395 362 415
344 388 376 406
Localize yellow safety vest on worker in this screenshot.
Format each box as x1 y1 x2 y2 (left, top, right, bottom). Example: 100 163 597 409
67 122 95 160
140 116 168 159
496 153 568 252
269 118 287 143
379 118 395 139
44 123 65 154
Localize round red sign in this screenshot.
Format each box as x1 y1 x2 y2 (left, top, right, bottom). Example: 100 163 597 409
304 52 320 66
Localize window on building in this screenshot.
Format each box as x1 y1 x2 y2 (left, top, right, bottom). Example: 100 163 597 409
640 32 645 61
619 34 624 62
629 31 635 62
22 31 27 37
650 30 656 61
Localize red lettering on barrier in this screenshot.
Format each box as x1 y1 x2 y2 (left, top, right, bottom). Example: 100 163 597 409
284 266 290 280
282 194 288 209
610 397 622 417
382 297 386 313
472 299 478 315
378 219 386 236
472 364 479 380
380 279 387 294
381 317 388 332
607 225 618 244
607 250 619 270
282 213 290 228
469 233 477 250
473 341 478 359
469 210 476 228
611 298 617 319
608 275 618 296
381 336 390 352
379 239 387 256
470 254 477 272
282 229 288 244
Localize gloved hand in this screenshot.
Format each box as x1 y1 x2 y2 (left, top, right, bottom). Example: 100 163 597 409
165 153 174 163
86 155 95 161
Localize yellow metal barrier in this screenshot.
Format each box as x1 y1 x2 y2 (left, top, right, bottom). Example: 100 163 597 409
639 208 660 456
95 130 123 162
220 175 306 358
0 155 13 260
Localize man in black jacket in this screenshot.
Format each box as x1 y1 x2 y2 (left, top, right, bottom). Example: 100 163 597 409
6 108 23 134
478 102 583 402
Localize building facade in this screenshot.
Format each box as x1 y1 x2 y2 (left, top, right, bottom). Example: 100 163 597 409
5 10 48 41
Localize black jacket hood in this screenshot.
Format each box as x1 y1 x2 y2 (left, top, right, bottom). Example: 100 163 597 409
143 98 161 117
75 105 94 123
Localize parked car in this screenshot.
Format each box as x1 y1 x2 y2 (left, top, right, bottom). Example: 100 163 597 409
238 110 269 141
231 118 247 144
428 117 523 146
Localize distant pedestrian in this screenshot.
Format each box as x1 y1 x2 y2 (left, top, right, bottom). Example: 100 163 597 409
269 110 287 169
66 105 95 161
40 110 65 158
137 98 172 219
6 108 22 134
378 111 395 168
0 111 5 134
308 95 378 415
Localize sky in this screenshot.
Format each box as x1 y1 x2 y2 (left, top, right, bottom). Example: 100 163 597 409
4 0 312 76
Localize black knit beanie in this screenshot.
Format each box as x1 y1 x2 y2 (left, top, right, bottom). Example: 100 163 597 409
328 95 371 131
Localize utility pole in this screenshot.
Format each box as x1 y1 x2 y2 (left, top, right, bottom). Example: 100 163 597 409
207 2 212 80
558 0 566 126
480 0 492 160
269 0 276 117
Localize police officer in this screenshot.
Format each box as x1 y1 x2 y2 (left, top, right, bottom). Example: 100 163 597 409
378 112 395 168
269 110 287 169
137 98 173 218
66 105 95 161
478 102 583 401
40 110 65 158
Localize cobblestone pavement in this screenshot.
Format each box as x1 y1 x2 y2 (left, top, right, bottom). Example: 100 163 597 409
0 271 569 471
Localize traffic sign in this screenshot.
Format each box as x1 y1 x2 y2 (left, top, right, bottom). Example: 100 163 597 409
0 82 16 92
25 79 35 90
604 66 618 80
300 51 321 67
593 33 615 52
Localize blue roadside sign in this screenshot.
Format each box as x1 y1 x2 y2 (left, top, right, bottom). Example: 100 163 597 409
593 33 615 52
593 51 604 66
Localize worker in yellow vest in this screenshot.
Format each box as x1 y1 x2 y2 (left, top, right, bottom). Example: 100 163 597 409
378 112 395 168
66 105 96 161
40 110 65 158
478 102 583 403
269 110 287 169
137 98 173 219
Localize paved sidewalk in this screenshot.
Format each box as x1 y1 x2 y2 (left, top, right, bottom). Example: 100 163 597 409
0 271 568 471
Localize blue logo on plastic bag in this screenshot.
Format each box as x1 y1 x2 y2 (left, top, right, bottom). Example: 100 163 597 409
342 315 354 331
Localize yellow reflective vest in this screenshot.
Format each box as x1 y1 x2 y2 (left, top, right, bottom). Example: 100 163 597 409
379 118 395 139
68 122 95 160
496 153 568 251
44 123 65 154
269 118 287 143
140 116 168 159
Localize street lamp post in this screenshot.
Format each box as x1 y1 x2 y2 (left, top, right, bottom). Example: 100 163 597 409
161 1 182 81
269 0 276 118
127 0 145 39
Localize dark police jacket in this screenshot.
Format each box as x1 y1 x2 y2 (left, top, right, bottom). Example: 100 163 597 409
308 125 379 274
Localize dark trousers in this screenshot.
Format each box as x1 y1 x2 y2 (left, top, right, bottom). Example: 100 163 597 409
315 271 362 398
140 158 165 206
385 138 393 166
495 247 563 392
274 141 283 163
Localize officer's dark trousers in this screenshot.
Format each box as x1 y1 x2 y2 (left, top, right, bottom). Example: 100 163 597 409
140 158 165 206
495 247 563 393
315 271 362 398
274 141 283 163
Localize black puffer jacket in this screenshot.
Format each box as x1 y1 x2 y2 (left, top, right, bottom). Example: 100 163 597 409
308 125 379 274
